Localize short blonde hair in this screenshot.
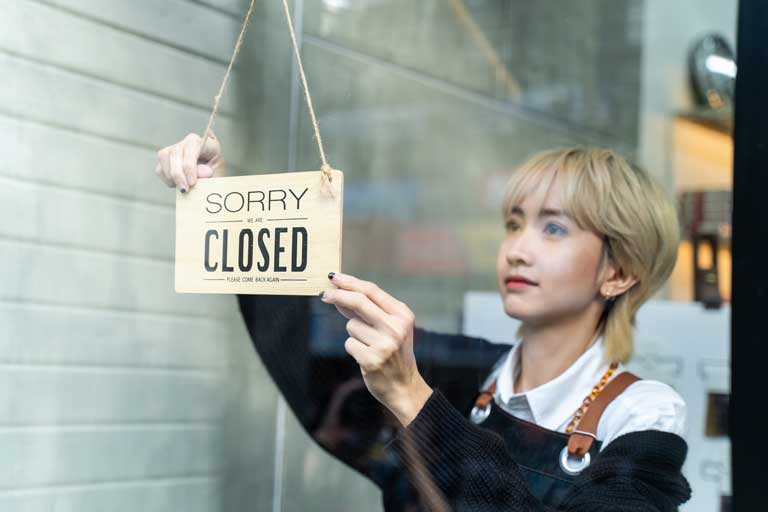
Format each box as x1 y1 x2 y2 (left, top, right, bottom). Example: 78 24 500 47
501 147 681 363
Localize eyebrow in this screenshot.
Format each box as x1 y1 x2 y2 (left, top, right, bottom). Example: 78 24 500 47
509 206 572 220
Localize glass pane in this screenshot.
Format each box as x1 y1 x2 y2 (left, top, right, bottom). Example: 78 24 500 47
2 0 738 510
242 1 736 510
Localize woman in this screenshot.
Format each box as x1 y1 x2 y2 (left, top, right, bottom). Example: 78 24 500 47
156 133 691 511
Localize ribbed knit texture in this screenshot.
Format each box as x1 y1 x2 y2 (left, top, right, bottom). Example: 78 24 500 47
388 388 691 511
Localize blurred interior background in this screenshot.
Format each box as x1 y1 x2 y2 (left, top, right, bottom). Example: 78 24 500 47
0 0 736 510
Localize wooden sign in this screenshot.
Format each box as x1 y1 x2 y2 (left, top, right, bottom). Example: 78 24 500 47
175 169 343 295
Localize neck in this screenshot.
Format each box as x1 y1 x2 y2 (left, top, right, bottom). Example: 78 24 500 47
514 307 603 394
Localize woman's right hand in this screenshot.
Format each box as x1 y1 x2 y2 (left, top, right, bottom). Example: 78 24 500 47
155 131 226 193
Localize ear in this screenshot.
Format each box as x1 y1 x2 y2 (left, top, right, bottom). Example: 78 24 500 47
599 260 638 298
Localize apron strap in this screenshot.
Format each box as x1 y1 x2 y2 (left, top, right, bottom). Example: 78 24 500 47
567 371 641 456
470 370 642 457
474 381 497 410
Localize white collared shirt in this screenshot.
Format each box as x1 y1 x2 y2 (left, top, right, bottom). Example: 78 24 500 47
482 336 687 451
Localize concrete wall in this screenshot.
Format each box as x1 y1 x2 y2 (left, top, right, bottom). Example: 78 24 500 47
0 1 277 510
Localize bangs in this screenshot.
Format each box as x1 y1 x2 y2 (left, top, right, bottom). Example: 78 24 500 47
501 148 604 233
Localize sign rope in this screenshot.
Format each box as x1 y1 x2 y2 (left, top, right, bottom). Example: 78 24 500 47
201 0 335 186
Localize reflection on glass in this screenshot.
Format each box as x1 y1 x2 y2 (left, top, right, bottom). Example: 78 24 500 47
238 1 737 511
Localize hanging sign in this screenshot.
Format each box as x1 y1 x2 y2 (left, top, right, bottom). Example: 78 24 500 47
175 169 343 295
174 0 343 296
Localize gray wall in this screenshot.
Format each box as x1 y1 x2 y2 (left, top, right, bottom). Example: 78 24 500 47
0 1 278 510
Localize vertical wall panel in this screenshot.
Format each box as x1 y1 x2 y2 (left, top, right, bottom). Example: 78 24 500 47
0 1 276 511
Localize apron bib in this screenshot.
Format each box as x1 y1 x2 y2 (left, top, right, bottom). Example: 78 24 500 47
467 394 602 508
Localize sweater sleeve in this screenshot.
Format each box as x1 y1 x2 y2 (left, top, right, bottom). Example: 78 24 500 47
235 294 509 485
387 388 692 512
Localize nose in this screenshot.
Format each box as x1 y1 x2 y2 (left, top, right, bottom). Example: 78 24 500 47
504 226 534 267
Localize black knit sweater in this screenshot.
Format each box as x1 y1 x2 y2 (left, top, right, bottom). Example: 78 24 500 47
237 294 692 511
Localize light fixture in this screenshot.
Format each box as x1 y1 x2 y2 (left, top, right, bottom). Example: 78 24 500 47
688 34 736 111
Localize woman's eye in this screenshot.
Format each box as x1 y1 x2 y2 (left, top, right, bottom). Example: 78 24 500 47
544 223 567 235
505 220 520 231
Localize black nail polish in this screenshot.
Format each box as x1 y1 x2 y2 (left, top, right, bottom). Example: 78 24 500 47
319 291 325 299
328 272 335 280
180 187 187 194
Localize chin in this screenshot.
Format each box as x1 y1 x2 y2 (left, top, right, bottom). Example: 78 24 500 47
501 294 553 325
500 295 528 321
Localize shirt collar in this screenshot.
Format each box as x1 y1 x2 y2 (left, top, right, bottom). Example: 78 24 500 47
495 334 611 431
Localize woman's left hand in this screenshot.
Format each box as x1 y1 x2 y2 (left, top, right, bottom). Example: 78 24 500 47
320 272 434 427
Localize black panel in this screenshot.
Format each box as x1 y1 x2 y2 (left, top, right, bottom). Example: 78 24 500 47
731 0 768 508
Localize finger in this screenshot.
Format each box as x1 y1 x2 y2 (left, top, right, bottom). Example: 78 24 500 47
200 130 223 163
323 289 408 342
157 148 175 188
181 133 202 188
321 288 387 330
332 302 358 321
154 162 173 187
317 289 360 323
169 146 189 192
331 273 413 320
197 164 214 179
344 336 380 371
346 317 396 352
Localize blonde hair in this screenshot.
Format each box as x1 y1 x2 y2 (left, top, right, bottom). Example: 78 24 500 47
501 147 681 363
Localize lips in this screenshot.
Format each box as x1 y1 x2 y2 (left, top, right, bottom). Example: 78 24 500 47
504 276 537 285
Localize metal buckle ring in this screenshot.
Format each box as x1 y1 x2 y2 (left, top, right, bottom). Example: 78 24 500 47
559 445 591 476
470 404 491 424
570 429 597 441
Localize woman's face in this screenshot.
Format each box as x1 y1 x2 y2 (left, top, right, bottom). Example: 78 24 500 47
496 175 606 326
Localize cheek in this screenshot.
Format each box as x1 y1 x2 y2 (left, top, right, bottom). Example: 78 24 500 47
543 247 601 296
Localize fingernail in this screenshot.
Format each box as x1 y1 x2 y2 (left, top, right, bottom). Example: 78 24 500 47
319 291 325 299
328 272 335 280
180 187 187 194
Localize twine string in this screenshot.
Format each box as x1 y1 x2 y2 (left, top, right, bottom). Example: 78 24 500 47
201 0 256 156
280 0 334 183
202 0 334 186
